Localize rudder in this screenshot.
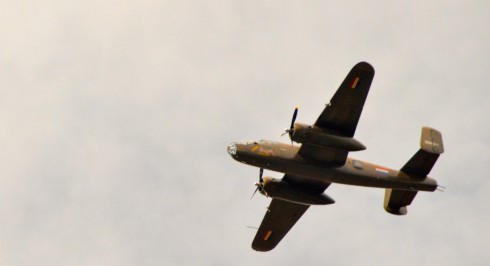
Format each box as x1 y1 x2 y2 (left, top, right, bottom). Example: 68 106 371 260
400 127 444 178
420 127 444 154
384 189 416 215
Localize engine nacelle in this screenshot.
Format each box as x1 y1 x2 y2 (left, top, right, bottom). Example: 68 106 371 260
260 177 335 205
291 123 366 151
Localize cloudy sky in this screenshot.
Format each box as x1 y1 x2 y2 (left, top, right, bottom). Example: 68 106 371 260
1 1 489 265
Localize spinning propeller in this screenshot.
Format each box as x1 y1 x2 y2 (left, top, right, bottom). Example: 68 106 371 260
281 106 298 144
251 168 264 199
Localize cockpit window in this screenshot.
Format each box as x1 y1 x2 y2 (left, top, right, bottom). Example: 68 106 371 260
227 143 237 155
238 141 255 145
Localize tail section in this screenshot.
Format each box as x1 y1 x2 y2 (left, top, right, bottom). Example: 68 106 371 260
384 127 444 215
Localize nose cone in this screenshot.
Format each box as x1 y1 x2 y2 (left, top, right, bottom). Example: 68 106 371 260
227 142 237 156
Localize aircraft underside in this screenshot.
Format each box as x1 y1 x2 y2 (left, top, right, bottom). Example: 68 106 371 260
227 62 444 251
229 142 438 192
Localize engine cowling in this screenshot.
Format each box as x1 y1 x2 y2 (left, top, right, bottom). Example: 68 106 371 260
291 123 366 151
260 177 334 205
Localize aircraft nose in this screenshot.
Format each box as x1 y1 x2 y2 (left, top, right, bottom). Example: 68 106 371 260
227 142 237 156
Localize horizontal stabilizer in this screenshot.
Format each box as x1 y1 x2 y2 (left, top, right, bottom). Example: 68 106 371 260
401 127 444 178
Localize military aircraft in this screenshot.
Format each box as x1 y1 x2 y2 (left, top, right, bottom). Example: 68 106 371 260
227 62 444 252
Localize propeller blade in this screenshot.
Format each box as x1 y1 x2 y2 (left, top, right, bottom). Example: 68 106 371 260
251 186 259 199
251 168 264 199
280 107 299 139
290 106 298 130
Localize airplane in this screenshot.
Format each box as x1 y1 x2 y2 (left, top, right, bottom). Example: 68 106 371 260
226 62 444 252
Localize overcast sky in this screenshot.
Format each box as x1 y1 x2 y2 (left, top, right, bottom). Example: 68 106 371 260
1 1 489 265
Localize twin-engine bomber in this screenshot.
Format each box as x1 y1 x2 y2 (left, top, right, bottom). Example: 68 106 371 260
227 62 444 252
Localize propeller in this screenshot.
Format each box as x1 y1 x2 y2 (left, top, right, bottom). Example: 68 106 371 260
251 168 264 199
281 106 298 144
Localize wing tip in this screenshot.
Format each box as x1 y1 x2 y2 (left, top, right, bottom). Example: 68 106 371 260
354 61 375 75
252 242 276 252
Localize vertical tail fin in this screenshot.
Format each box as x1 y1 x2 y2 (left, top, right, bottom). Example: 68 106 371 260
420 127 444 154
384 189 415 215
400 127 444 178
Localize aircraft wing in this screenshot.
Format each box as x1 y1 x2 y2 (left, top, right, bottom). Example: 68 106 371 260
252 175 330 251
298 62 375 165
252 199 310 252
314 61 375 137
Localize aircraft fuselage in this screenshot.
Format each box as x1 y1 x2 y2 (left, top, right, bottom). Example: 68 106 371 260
227 140 438 192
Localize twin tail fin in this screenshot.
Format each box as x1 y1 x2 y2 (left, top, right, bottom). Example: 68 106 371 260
400 127 444 178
